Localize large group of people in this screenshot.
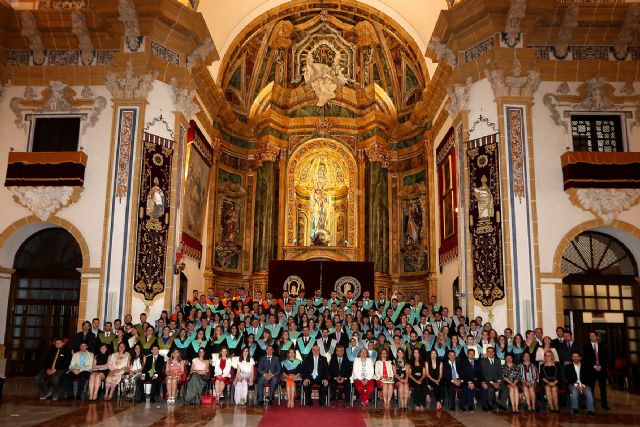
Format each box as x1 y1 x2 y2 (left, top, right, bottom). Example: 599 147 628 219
34 287 611 415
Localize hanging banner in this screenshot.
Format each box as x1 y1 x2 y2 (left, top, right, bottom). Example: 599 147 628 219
466 133 505 306
133 132 173 300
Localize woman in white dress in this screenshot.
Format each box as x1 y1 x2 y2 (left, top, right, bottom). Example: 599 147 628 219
233 347 255 405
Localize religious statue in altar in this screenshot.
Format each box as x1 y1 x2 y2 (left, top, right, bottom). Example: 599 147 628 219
310 162 332 245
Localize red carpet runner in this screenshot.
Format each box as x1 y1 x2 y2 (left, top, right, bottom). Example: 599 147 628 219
257 405 367 427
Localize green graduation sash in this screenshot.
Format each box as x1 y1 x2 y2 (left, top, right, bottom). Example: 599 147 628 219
297 336 315 355
282 359 301 370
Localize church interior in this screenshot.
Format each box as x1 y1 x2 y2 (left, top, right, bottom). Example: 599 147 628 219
0 0 639 426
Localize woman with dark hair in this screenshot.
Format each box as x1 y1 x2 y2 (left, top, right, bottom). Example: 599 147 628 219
393 348 409 410
502 353 521 412
282 347 302 408
213 347 232 402
408 348 426 411
511 333 526 364
105 342 130 400
184 347 210 404
225 324 242 357
375 348 395 409
88 343 110 401
234 346 255 405
124 343 145 400
495 335 509 360
165 348 186 404
425 349 443 411
520 351 538 412
171 328 193 361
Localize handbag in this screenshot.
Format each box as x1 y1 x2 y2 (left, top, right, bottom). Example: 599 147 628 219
201 395 214 405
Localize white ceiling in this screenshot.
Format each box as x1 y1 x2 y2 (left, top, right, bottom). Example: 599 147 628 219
199 0 447 82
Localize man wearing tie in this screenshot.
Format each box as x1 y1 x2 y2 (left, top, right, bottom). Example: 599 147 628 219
318 328 335 360
583 331 609 410
329 345 352 404
138 343 165 403
479 347 504 411
458 348 482 411
442 350 462 411
557 329 579 365
302 345 329 406
256 345 282 405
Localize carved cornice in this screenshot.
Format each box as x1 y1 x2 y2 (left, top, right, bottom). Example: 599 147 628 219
554 3 578 59
364 142 390 168
542 78 640 132
71 11 93 66
170 78 201 120
8 186 83 221
446 76 472 118
118 0 141 51
503 0 526 48
615 4 640 59
427 37 457 67
567 188 640 224
105 60 158 100
485 58 540 99
186 37 216 71
10 81 106 134
19 12 45 65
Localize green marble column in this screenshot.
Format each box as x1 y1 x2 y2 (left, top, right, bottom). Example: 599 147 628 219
253 161 278 271
366 161 389 273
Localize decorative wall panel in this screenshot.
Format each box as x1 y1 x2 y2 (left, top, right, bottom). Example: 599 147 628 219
506 107 526 199
436 128 458 266
466 133 505 306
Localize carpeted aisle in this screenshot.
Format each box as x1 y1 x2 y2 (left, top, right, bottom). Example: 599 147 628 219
257 405 367 427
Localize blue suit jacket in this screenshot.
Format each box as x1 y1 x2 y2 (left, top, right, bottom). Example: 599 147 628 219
257 355 282 377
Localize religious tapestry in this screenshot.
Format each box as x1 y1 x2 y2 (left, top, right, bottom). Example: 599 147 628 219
466 133 505 306
133 132 173 300
181 121 212 261
437 128 458 266
214 168 245 270
399 170 427 272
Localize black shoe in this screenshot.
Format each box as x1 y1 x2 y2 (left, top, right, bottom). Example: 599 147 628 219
602 405 610 410
573 409 578 415
588 411 595 416
66 396 74 401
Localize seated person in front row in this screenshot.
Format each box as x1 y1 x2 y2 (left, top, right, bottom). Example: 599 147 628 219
458 348 482 411
136 343 165 403
35 338 71 400
329 344 352 404
256 344 281 404
64 341 94 400
301 345 329 406
565 351 596 415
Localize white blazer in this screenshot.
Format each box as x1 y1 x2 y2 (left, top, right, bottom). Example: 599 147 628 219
213 358 232 377
351 357 375 382
374 360 394 381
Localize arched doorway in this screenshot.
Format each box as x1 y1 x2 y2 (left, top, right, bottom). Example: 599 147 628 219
561 231 639 369
5 228 82 376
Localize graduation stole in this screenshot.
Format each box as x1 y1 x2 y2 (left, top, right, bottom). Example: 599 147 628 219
256 339 268 351
346 346 360 361
226 334 242 349
511 346 524 355
212 335 227 345
308 329 319 339
282 359 301 371
434 343 447 357
371 326 382 337
288 331 301 340
191 339 208 352
280 340 294 352
158 335 174 349
248 326 263 338
173 336 192 349
409 310 420 325
422 335 435 351
327 299 339 310
267 323 282 338
294 298 307 310
297 336 315 355
312 297 323 307
99 332 115 345
111 337 123 352
248 343 257 357
140 335 156 350
390 302 405 323
450 345 462 356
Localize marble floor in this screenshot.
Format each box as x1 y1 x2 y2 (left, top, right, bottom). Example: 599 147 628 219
1 378 639 427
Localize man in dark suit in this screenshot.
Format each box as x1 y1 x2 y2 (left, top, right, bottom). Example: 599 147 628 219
256 344 282 404
331 321 348 348
458 348 482 411
301 345 329 406
479 347 504 410
137 343 165 402
329 345 352 404
71 321 97 353
442 350 463 410
35 338 71 400
551 326 565 349
565 351 596 415
582 331 609 410
557 329 580 366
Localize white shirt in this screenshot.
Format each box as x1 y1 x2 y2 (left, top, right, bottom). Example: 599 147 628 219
573 363 582 385
351 358 374 382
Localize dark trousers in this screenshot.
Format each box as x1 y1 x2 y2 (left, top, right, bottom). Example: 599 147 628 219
303 377 328 406
137 378 162 402
35 369 65 397
445 382 461 409
594 369 608 407
256 374 278 402
461 383 478 410
65 371 90 399
480 383 498 409
330 379 351 403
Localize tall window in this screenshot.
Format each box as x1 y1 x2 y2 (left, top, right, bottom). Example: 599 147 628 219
570 115 623 152
30 117 81 152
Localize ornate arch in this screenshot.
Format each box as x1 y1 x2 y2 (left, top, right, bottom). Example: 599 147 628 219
552 219 640 275
0 215 91 269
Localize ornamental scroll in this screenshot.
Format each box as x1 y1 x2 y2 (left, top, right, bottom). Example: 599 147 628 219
133 132 173 300
467 133 505 306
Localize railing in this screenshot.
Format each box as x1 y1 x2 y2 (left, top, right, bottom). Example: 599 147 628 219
560 151 640 190
5 151 88 187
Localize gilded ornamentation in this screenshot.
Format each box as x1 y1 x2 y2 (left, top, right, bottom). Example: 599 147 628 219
428 37 457 67
20 12 45 65
317 118 332 136
118 0 141 52
365 142 390 168
71 11 94 65
115 109 136 200
303 50 349 107
170 78 201 120
506 107 526 199
256 140 281 165
554 3 578 59
571 188 640 224
614 4 640 59
186 38 216 71
9 186 79 221
503 0 526 48
105 60 157 100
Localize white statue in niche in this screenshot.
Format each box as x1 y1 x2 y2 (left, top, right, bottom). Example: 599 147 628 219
310 162 332 244
474 175 494 219
303 52 348 107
